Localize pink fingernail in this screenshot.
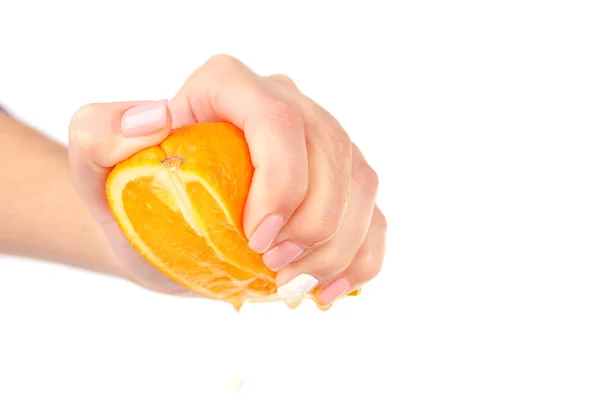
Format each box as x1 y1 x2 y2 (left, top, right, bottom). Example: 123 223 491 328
318 277 352 306
262 241 304 271
248 214 285 253
121 100 168 136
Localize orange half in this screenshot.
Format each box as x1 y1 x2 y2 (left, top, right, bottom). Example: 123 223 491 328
106 121 359 310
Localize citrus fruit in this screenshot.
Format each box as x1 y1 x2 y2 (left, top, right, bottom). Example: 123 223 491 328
106 121 359 310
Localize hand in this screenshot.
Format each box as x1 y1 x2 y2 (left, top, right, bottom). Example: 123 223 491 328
68 55 387 305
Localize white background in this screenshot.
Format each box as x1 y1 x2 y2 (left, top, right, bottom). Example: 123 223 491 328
1 0 599 399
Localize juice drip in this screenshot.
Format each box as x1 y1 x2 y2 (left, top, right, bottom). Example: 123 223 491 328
229 376 244 391
224 306 244 393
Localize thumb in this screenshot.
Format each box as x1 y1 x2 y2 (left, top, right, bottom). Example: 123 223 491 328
68 99 196 295
68 99 172 224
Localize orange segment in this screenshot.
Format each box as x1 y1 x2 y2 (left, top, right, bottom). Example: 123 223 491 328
106 121 360 310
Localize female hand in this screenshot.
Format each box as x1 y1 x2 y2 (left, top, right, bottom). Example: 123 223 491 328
68 54 386 306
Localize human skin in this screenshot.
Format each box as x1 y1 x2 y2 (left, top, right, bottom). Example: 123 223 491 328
1 55 387 305
0 111 126 281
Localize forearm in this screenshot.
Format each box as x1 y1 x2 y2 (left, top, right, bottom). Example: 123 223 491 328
0 111 124 278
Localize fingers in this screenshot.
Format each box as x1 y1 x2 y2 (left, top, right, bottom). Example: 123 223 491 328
265 73 298 89
167 55 310 251
273 143 376 283
314 206 387 306
166 55 387 304
267 112 353 255
68 100 171 224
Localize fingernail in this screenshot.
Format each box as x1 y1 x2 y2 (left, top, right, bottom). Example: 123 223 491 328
263 241 304 271
277 274 319 299
121 100 168 136
318 277 352 306
248 214 285 253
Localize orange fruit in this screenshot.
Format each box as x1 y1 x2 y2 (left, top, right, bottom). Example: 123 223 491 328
106 122 359 310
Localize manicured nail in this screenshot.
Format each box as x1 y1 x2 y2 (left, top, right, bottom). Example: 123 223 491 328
262 241 304 271
277 274 319 299
121 100 168 136
248 214 285 253
318 277 352 306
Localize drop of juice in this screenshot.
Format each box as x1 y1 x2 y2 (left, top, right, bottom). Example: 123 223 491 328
224 305 245 393
283 291 304 309
229 376 244 391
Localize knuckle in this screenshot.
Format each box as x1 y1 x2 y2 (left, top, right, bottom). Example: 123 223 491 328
270 73 297 88
356 251 383 283
355 161 379 197
203 53 242 71
379 211 388 233
196 54 249 93
297 94 320 118
373 206 387 232
363 262 383 283
68 103 97 154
